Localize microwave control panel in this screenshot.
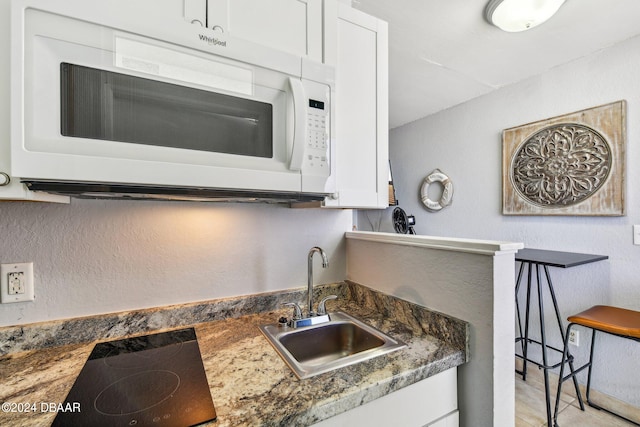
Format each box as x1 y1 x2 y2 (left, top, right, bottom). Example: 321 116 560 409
304 98 329 176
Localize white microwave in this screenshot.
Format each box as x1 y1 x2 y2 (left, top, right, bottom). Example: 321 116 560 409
10 0 335 202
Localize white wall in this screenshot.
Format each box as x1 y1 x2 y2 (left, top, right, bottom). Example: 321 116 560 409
361 34 640 406
0 200 351 326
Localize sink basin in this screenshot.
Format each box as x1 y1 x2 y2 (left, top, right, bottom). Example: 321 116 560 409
259 311 406 379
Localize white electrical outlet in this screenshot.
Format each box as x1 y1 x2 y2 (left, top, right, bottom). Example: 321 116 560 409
8 272 26 294
568 329 579 346
634 225 640 245
1 263 35 303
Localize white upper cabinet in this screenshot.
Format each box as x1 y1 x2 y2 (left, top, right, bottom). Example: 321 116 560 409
183 0 207 26
323 4 389 209
184 0 324 62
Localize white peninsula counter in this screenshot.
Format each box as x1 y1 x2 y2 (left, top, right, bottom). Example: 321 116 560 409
346 231 524 427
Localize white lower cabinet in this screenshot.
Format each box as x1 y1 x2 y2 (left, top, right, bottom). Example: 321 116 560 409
311 368 458 427
428 410 459 427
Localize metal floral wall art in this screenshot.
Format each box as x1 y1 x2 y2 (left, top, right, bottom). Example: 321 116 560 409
511 124 611 207
502 101 626 216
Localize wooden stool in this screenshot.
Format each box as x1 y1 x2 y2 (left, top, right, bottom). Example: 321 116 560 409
552 305 640 426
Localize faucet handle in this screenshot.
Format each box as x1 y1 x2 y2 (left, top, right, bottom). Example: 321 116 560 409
317 295 338 315
282 302 303 320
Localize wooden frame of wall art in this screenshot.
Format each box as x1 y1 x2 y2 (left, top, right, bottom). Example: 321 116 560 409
502 100 626 216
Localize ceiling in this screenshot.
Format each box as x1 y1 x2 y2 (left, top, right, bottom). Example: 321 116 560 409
350 0 640 129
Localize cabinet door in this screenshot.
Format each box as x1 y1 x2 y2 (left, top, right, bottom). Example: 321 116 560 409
311 368 458 426
324 5 389 209
428 410 460 427
204 0 323 61
184 0 208 27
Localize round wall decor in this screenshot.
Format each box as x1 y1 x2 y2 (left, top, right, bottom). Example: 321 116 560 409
420 169 453 212
510 123 611 208
502 101 625 216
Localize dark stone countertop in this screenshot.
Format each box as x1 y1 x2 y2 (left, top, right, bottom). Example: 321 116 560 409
0 281 469 426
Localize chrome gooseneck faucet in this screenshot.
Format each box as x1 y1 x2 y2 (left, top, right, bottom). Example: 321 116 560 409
307 246 329 316
282 246 335 328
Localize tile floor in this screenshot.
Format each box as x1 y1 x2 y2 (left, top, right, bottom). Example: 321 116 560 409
515 363 638 427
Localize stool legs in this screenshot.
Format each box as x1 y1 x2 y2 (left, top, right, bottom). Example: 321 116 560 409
553 323 585 426
553 325 640 426
583 331 640 426
585 329 597 409
543 265 584 414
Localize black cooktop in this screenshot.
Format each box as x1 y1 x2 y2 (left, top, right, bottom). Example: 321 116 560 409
53 328 217 427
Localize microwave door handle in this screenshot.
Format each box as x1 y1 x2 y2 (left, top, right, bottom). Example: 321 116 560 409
288 77 306 171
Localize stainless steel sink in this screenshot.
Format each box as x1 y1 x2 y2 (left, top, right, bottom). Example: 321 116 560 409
259 311 406 379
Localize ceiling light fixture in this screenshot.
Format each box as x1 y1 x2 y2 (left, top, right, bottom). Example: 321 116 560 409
485 0 566 32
